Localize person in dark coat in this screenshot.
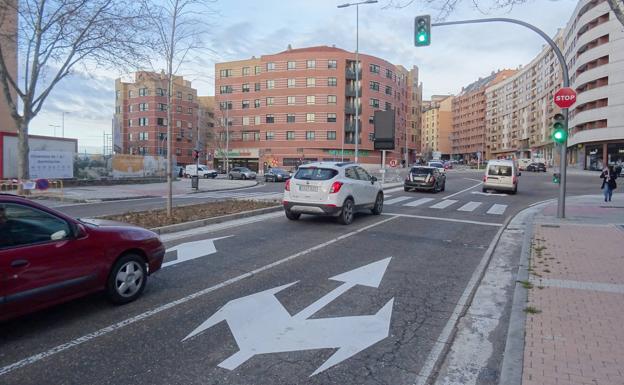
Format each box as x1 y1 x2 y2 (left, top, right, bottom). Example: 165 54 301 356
600 166 617 202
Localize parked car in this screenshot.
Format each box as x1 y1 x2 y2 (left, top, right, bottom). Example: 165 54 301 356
483 160 519 194
184 164 218 178
0 194 165 321
282 162 383 225
526 162 547 172
427 161 446 173
404 166 446 192
229 167 257 180
517 158 532 171
265 168 291 182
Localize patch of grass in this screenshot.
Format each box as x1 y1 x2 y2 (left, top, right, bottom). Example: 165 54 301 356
517 280 534 289
524 306 542 314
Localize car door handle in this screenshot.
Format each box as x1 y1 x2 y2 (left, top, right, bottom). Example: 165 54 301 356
10 259 30 268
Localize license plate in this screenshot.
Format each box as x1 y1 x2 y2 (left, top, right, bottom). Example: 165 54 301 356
299 185 319 192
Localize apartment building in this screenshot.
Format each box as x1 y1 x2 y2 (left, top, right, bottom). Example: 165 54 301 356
408 66 424 156
114 72 199 165
214 45 418 171
562 0 624 170
485 33 564 163
452 70 515 161
197 96 216 162
421 95 453 159
0 0 18 133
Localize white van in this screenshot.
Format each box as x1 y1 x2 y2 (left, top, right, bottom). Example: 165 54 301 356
483 160 519 194
517 158 532 170
184 164 218 178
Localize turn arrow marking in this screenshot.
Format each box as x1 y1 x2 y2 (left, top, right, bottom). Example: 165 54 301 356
182 257 394 376
163 236 232 268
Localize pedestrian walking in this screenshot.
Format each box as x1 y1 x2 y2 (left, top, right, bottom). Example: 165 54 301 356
600 166 617 202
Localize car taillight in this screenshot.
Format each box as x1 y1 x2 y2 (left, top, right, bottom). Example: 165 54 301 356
285 179 291 191
483 175 487 182
330 181 343 194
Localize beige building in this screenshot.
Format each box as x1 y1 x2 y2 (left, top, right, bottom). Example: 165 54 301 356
485 31 564 163
421 95 453 158
408 66 424 155
0 0 18 133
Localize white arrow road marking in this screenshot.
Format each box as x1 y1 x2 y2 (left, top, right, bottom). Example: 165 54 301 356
430 200 457 209
162 236 232 268
471 191 509 196
182 257 394 376
486 204 508 215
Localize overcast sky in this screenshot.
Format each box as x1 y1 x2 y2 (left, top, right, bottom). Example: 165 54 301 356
28 0 579 153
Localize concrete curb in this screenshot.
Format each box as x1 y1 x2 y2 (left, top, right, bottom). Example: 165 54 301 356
150 205 282 235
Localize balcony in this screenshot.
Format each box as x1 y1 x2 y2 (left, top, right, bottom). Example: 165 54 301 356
345 105 362 115
344 120 361 133
345 86 362 97
345 68 362 80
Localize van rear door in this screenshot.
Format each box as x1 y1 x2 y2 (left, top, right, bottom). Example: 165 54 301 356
486 164 514 186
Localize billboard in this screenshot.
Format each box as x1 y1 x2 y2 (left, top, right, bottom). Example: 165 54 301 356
29 151 74 179
373 110 395 150
111 154 166 178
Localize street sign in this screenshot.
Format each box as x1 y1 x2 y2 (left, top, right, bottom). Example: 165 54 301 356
183 257 394 376
554 87 576 108
389 159 397 167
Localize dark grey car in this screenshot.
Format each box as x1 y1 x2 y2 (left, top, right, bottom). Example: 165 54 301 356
265 168 291 182
228 167 257 180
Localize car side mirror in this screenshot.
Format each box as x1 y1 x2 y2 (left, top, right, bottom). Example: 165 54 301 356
72 223 87 239
371 176 377 184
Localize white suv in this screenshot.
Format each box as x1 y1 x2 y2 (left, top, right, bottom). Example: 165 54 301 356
282 162 384 225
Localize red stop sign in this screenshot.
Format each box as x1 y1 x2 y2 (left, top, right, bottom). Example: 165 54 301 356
554 87 577 108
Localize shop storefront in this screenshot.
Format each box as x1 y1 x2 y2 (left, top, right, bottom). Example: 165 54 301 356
214 148 259 172
576 141 624 171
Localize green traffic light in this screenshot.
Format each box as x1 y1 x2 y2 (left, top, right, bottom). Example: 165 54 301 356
418 33 427 42
553 131 564 140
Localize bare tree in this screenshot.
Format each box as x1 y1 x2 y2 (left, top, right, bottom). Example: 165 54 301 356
0 0 148 193
383 0 624 26
142 0 215 217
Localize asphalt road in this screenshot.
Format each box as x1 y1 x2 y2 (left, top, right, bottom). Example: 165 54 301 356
0 170 600 385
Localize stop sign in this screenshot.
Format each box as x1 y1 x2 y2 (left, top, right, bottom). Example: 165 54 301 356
554 87 577 108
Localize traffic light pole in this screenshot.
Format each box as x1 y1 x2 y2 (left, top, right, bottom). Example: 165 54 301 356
431 17 570 218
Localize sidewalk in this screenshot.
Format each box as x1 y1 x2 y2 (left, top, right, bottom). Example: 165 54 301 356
523 195 624 385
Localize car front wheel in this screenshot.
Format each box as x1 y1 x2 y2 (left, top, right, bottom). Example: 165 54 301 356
338 198 355 225
229 175 233 180
106 254 147 304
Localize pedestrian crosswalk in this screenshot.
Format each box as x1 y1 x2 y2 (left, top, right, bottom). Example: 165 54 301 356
382 196 509 216
174 190 283 200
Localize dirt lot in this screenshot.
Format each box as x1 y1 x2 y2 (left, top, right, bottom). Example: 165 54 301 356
102 200 279 228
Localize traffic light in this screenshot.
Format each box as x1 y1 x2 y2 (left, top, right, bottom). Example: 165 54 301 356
414 15 431 46
551 113 567 144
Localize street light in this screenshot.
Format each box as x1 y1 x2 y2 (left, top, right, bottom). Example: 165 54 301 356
337 0 378 163
49 124 60 137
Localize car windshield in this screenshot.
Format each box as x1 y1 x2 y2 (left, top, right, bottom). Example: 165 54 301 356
488 165 513 176
240 168 250 172
429 162 443 168
272 168 286 173
294 167 338 180
411 167 433 175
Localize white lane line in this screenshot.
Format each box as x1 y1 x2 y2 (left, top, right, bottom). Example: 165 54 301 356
0 216 399 377
430 200 458 209
457 201 482 212
442 181 483 200
403 198 435 207
384 196 412 205
382 213 502 227
486 204 508 215
384 195 392 198
464 178 483 182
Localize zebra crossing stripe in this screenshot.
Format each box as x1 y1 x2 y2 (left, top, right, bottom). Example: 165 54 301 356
486 204 507 215
430 200 457 209
457 201 482 212
403 198 435 207
384 196 412 205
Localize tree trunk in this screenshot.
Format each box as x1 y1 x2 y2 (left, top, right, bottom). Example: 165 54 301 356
17 119 30 195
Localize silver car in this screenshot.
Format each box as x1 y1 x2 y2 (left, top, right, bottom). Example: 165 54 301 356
228 167 257 180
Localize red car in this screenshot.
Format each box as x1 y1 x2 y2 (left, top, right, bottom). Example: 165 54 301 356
0 194 165 321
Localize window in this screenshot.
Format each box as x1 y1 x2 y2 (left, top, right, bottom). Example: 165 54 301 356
0 203 71 248
219 101 232 110
287 131 295 140
306 95 316 105
293 168 338 180
128 104 134 112
327 113 337 123
327 131 337 140
254 99 260 108
115 106 121 114
355 166 372 181
156 88 165 96
306 113 315 123
139 132 149 140
266 97 274 106
254 116 261 125
369 64 380 74
242 131 260 141
242 67 250 76
266 114 275 123
128 90 134 98
176 120 182 128
266 80 275 89
306 131 315 140
187 107 193 114
242 83 250 92
370 99 380 108
255 82 261 91
327 77 337 87
385 69 393 79
128 119 133 127
242 100 250 109
220 69 233 78
328 60 337 69
385 85 392 95
370 81 380 91
158 103 167 111
287 114 296 123
306 77 316 87
139 117 148 126
129 133 133 141
242 116 250 126
177 91 182 99
220 85 233 94
287 61 296 70
255 66 261 74
116 90 120 100
345 167 358 180
176 105 182 112
267 62 276 71
157 117 167 126
288 78 296 88
327 95 337 104
266 131 275 140
188 94 193 101
369 116 374 124
307 60 316 69
287 96 296 105
139 88 148 96
385 102 392 111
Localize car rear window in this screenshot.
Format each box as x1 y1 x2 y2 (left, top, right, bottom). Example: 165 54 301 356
429 162 443 168
411 167 433 175
295 167 338 180
488 165 512 176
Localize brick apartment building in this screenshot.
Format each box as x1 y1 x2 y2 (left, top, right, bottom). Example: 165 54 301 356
213 45 421 171
114 71 199 165
421 95 453 159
